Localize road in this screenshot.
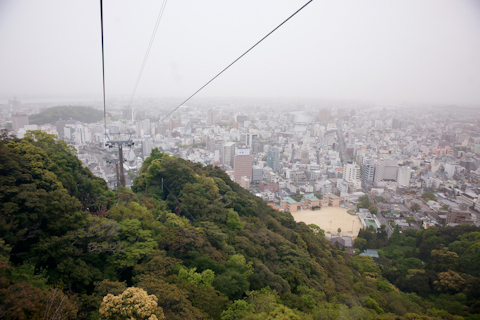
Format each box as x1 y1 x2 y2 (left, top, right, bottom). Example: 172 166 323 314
377 211 393 237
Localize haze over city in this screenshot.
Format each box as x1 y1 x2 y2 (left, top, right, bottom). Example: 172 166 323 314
1 0 480 105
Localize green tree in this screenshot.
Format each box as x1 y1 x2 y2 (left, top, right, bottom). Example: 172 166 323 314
354 238 367 251
110 219 157 269
214 254 253 300
226 209 245 230
178 267 215 287
410 203 421 212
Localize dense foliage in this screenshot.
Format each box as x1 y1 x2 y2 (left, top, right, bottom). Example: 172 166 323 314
1 135 479 319
356 224 480 319
29 106 104 125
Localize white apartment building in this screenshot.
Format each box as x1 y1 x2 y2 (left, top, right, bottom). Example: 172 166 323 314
444 162 455 179
344 162 361 182
397 166 411 187
222 142 236 168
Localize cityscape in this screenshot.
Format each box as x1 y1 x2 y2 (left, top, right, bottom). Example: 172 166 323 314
2 0 480 318
4 96 480 246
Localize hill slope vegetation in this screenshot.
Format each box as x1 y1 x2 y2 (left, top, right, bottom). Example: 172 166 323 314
0 132 479 319
29 106 103 125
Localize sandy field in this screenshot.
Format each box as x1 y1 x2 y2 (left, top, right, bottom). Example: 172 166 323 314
291 207 362 239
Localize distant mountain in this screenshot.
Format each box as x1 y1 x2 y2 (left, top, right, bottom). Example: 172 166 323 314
29 105 103 125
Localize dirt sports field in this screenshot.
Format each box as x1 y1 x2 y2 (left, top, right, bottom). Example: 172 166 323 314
291 207 362 239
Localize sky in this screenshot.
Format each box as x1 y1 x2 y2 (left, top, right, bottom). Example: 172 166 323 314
0 0 480 105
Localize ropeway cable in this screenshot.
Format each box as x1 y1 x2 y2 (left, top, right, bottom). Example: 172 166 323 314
148 0 314 136
127 0 168 117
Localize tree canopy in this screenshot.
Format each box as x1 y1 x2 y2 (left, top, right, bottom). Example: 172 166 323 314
29 106 104 125
1 134 479 319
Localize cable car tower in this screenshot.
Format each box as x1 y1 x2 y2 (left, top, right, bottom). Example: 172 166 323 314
104 132 134 187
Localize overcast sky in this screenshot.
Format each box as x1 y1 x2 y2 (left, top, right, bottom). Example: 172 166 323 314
1 0 479 105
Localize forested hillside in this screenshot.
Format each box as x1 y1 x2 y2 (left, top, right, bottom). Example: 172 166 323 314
356 224 480 318
29 106 104 125
1 131 479 319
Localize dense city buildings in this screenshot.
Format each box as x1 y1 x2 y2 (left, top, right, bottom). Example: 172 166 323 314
3 96 480 230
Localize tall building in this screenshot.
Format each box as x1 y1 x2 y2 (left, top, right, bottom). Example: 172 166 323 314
142 137 152 160
445 162 455 179
234 147 253 183
267 146 281 172
344 162 360 182
235 115 248 126
222 142 236 167
397 166 411 187
136 119 151 137
12 113 29 132
252 165 263 182
362 158 376 185
319 109 330 122
374 159 398 183
207 109 215 126
245 133 258 148
252 140 264 154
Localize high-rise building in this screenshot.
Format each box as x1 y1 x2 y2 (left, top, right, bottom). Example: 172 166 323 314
12 113 29 132
142 137 152 160
344 162 360 182
362 158 376 185
397 166 411 187
207 109 215 126
319 109 331 122
267 146 281 172
252 165 263 182
245 133 258 148
222 142 236 168
445 162 455 179
234 147 253 182
253 140 264 154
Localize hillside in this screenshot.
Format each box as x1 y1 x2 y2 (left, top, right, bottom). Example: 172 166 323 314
0 132 479 319
29 105 104 125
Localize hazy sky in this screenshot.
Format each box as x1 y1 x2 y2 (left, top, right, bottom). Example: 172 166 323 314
1 0 479 105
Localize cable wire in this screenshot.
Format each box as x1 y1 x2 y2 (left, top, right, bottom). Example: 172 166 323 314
127 0 168 118
100 0 107 136
148 0 313 136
